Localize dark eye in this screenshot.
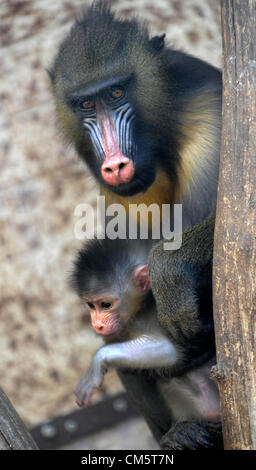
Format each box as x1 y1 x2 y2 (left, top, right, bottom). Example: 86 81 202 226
87 302 95 309
110 87 124 100
80 99 95 110
101 302 112 309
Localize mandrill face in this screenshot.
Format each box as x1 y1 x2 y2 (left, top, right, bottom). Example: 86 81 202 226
50 4 171 197
65 77 156 197
82 265 151 338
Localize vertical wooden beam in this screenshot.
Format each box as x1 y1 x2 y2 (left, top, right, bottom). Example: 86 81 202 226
213 0 256 449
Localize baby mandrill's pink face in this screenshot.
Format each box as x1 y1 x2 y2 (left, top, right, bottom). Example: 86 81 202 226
84 265 151 337
85 296 122 336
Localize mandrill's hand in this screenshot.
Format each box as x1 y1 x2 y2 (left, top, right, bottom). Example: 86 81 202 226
74 349 107 407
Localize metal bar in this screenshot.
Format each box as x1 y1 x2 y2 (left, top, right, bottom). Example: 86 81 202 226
30 392 139 450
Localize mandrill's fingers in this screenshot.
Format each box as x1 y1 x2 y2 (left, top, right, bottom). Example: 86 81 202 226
74 361 104 408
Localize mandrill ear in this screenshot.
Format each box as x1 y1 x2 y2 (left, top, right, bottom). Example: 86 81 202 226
150 33 166 51
133 265 151 292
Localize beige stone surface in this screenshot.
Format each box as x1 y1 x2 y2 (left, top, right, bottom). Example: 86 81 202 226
0 0 221 433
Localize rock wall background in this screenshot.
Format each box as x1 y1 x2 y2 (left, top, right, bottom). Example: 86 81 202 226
0 0 221 427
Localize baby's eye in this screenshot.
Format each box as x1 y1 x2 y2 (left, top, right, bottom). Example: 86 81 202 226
101 302 112 309
87 302 95 309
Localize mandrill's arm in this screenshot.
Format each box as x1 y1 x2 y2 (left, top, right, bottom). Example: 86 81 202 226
75 333 177 407
148 217 216 373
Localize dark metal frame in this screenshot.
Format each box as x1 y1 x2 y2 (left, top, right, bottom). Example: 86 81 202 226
30 393 139 450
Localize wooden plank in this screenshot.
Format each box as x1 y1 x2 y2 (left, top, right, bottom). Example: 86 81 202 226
213 0 256 450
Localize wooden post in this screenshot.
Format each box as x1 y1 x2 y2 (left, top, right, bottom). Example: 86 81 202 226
0 387 38 450
213 0 256 449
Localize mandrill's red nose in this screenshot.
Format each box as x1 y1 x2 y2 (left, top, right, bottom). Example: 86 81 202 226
93 322 116 336
93 320 105 335
95 324 104 333
101 154 134 186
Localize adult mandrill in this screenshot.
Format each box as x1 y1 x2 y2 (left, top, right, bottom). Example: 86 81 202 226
71 219 222 450
50 1 222 230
